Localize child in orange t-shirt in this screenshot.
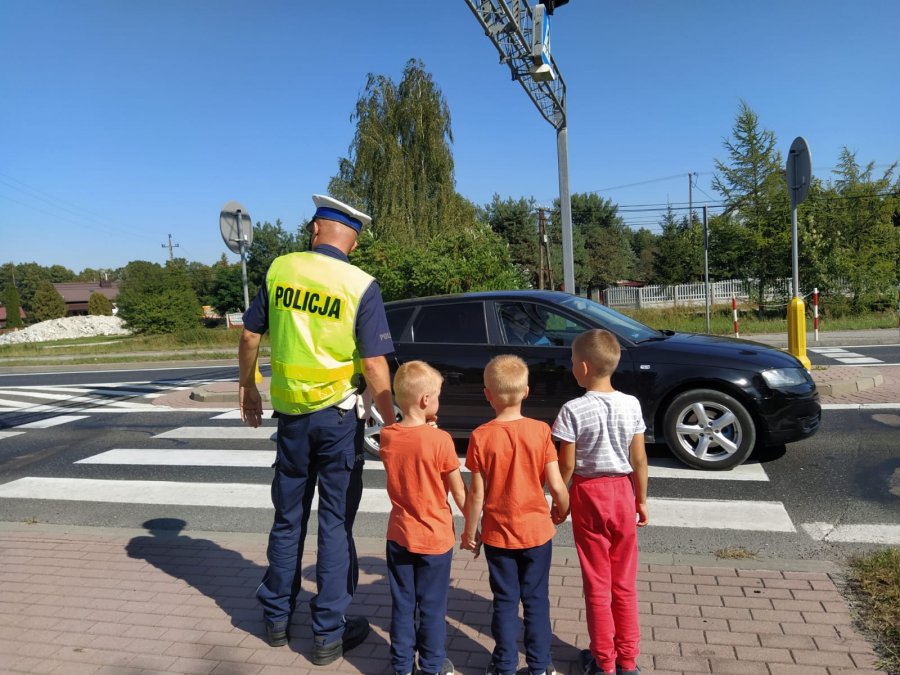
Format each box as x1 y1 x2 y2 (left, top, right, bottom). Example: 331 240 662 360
461 355 570 675
380 360 468 675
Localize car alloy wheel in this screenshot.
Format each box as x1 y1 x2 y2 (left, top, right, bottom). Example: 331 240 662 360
663 388 756 470
362 403 402 457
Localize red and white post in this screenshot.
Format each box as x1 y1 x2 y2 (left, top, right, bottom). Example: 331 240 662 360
813 287 819 342
732 295 739 338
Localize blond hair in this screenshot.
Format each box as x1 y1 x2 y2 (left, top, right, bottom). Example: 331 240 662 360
572 329 621 377
393 360 443 405
483 354 529 405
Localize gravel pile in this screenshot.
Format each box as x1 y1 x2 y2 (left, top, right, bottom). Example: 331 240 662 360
0 315 131 345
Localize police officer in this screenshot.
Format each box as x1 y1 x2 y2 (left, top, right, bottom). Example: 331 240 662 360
238 194 394 665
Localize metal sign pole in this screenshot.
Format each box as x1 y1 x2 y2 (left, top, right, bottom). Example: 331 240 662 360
557 125 574 293
236 210 250 311
703 205 710 334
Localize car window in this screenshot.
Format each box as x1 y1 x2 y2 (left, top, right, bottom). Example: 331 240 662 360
385 307 415 342
498 302 589 347
410 302 487 344
557 295 661 342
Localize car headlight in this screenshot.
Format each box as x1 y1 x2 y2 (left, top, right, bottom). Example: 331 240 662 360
761 368 809 388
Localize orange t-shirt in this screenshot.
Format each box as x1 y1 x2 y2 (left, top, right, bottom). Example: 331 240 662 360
381 423 461 555
465 417 558 549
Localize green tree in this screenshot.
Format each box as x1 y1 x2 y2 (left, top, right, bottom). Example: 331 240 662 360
812 150 899 311
712 101 790 301
246 219 298 288
329 59 469 245
116 260 201 334
47 265 75 282
87 291 113 316
650 208 702 285
483 195 540 286
185 260 215 306
208 263 246 316
354 222 524 301
2 285 24 328
569 193 635 290
630 227 658 283
31 281 67 322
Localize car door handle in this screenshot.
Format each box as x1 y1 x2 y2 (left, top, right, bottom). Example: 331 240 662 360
441 371 463 385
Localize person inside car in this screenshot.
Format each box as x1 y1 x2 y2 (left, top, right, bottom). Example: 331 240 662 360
503 308 551 346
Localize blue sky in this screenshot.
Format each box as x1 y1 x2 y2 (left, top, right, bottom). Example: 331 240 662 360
2 0 898 272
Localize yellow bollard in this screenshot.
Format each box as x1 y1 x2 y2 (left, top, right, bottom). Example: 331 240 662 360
787 297 811 369
254 358 263 384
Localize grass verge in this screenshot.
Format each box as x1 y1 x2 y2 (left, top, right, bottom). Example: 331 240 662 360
846 548 900 674
620 307 896 335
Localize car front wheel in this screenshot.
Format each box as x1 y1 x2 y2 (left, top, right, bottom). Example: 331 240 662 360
362 402 402 457
662 389 756 470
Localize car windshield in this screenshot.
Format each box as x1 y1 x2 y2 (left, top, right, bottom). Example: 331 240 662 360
558 295 664 343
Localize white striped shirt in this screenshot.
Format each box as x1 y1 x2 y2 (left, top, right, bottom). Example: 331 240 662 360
552 390 646 477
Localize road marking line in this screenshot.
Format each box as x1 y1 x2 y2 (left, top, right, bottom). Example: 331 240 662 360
77 449 276 467
0 398 32 408
211 410 272 420
809 348 849 353
802 522 900 545
822 403 900 410
0 478 794 531
834 357 882 364
15 415 88 429
0 431 25 440
154 426 277 439
647 497 795 532
363 457 769 481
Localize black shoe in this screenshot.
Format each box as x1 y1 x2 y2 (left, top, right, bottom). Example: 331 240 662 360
616 666 640 675
579 650 612 675
265 621 289 647
311 615 370 665
420 657 455 675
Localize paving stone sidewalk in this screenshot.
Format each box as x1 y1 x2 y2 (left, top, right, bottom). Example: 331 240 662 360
0 524 887 675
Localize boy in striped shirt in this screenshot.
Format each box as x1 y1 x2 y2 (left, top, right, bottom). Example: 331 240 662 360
552 329 649 675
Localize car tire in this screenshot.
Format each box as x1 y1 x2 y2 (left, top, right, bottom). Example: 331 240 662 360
662 388 756 470
362 403 402 458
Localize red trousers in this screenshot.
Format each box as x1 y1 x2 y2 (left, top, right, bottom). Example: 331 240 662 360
571 474 640 673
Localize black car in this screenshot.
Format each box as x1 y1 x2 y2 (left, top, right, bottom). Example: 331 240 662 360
371 290 820 470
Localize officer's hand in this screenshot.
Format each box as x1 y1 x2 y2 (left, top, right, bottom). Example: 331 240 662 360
239 384 263 428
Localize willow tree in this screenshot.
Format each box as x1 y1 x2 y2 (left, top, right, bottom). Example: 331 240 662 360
329 59 470 245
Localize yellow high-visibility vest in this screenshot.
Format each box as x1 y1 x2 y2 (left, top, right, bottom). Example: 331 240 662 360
266 251 374 415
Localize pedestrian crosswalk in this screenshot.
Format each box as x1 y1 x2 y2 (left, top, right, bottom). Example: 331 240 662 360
808 347 883 365
0 410 892 544
0 380 233 431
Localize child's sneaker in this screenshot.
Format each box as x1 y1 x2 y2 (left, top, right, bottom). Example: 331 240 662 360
616 666 640 675
579 649 614 675
485 664 513 675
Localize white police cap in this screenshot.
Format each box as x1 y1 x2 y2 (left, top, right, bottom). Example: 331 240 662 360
311 194 371 232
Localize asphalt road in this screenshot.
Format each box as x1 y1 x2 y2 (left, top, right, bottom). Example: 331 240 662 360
0 365 896 562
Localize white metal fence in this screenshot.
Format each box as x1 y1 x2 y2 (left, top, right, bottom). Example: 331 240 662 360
602 279 792 309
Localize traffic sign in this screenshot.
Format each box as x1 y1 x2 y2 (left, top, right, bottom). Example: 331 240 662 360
219 201 253 255
786 137 812 206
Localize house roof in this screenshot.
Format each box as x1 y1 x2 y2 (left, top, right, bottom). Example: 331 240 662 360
0 306 27 321
53 282 119 303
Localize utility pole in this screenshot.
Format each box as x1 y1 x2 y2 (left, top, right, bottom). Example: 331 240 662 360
688 172 695 228
161 234 180 261
537 207 554 290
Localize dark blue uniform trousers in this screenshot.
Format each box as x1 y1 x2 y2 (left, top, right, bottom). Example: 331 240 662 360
256 405 364 644
386 541 453 675
484 540 553 674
